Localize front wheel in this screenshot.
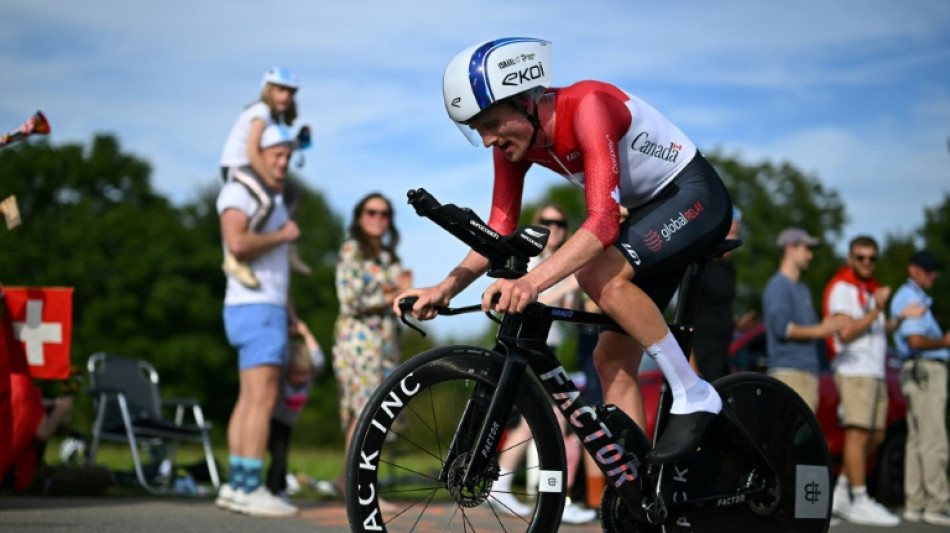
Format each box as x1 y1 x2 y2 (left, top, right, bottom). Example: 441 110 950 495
345 345 566 532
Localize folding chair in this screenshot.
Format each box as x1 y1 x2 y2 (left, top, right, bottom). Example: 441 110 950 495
85 352 220 494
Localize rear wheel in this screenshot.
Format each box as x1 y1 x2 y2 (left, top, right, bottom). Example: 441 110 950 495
345 345 566 532
660 373 832 533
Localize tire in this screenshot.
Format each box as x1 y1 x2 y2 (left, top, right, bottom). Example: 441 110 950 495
345 345 566 533
659 373 832 533
870 428 905 504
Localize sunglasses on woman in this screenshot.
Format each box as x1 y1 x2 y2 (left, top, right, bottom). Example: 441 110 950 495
539 218 567 228
363 208 391 218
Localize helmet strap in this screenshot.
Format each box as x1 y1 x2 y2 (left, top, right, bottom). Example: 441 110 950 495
508 98 543 149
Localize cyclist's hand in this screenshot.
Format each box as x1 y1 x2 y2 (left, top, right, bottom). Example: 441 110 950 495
394 286 449 321
482 278 538 314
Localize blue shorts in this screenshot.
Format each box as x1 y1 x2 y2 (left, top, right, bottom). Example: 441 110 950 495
223 304 288 370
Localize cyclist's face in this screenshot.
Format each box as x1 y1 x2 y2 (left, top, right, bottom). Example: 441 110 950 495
468 104 534 162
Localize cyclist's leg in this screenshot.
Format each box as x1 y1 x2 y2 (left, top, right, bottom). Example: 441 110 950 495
577 249 720 463
591 330 647 430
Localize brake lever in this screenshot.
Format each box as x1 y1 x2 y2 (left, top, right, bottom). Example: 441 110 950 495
397 297 427 337
483 292 503 325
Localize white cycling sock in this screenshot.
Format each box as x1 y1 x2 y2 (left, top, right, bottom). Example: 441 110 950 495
644 332 721 415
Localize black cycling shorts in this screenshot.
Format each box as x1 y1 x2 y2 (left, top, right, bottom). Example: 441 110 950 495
610 152 732 321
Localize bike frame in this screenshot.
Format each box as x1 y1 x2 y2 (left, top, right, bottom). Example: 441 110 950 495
398 188 779 523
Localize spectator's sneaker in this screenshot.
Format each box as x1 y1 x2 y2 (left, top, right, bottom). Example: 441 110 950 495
288 245 312 275
831 485 851 518
923 510 950 526
561 501 597 524
489 491 532 517
215 484 236 510
903 508 923 522
222 253 260 289
841 495 899 527
232 486 298 517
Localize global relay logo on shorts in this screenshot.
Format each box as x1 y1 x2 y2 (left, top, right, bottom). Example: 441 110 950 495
644 201 705 251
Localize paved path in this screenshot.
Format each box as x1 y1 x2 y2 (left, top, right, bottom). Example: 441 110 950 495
0 495 937 532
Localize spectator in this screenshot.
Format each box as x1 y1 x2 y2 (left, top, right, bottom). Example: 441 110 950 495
825 236 922 526
690 207 743 380
215 124 301 517
331 192 411 503
490 203 596 524
265 319 325 501
219 67 310 287
890 250 950 526
762 227 845 411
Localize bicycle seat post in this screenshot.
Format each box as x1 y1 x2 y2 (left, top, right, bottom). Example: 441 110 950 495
669 238 741 356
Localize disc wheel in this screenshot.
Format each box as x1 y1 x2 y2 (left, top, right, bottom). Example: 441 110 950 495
658 373 832 533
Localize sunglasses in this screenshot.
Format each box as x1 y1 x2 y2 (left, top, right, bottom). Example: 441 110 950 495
852 255 878 263
363 208 391 218
539 218 567 228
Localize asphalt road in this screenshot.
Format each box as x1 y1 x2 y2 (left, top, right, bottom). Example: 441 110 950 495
0 495 943 532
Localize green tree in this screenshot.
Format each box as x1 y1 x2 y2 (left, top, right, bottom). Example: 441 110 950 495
707 153 848 315
918 193 950 325
0 135 343 433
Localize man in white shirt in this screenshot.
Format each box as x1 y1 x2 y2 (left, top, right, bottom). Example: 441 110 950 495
825 235 922 527
215 124 301 517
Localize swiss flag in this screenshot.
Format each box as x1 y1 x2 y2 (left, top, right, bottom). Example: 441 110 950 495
3 287 74 380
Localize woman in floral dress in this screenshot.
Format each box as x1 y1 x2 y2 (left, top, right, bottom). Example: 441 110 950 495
332 192 412 469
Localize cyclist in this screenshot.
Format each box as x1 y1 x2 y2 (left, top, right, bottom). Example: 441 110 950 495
395 37 733 463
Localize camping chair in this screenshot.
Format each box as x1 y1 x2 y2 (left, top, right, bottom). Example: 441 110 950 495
85 352 220 494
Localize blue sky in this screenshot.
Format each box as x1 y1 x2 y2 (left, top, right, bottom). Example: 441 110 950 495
3 1 949 339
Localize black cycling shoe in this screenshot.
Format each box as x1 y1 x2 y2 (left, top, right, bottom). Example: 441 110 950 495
647 411 718 464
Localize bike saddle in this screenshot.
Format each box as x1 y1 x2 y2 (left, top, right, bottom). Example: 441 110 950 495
647 411 718 464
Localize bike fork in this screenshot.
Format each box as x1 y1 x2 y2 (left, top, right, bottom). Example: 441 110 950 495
438 350 528 488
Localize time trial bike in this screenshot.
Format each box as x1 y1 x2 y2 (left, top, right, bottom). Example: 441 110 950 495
345 188 832 532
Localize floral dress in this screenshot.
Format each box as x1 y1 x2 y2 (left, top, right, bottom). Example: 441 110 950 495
331 239 403 429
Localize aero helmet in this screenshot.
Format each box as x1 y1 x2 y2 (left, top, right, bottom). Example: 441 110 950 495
443 38 552 145
261 67 299 90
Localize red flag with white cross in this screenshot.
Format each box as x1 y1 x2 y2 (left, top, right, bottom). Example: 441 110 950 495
3 287 74 380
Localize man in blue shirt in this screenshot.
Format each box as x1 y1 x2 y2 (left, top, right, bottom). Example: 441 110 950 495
891 250 950 526
762 227 845 411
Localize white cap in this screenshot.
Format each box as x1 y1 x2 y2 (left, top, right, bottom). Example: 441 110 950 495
261 67 299 90
260 124 297 150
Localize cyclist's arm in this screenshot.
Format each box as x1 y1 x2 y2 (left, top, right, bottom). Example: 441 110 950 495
523 229 603 294
521 93 623 294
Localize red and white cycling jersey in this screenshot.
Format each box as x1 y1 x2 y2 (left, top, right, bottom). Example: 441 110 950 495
487 80 697 248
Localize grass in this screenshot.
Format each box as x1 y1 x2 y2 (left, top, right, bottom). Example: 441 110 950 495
35 437 349 498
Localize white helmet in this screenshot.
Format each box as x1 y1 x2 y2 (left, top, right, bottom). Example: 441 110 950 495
443 38 552 144
260 124 298 150
261 66 299 90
